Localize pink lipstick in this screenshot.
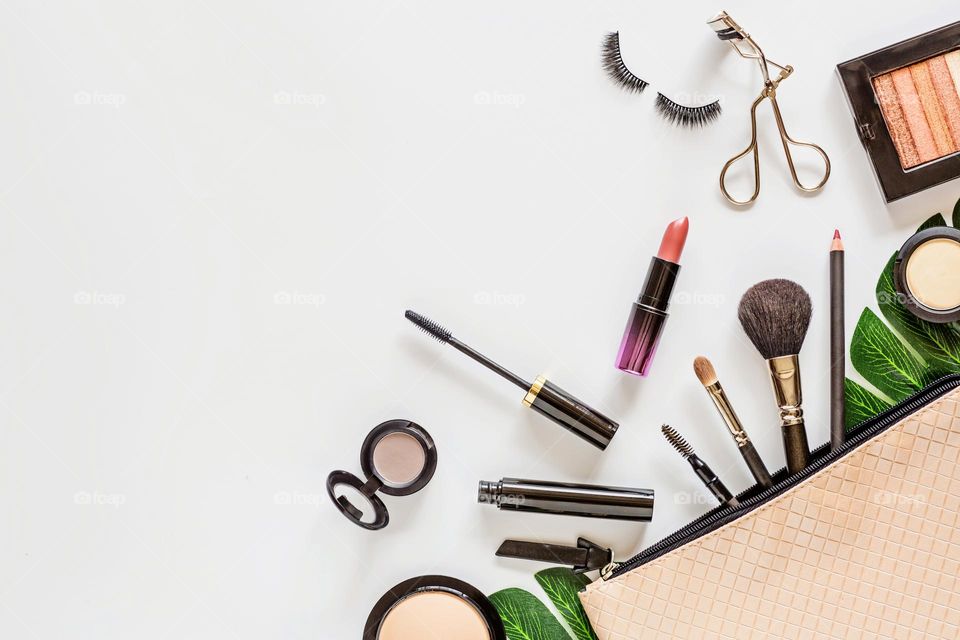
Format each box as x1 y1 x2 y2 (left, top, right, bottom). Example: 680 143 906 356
615 217 688 376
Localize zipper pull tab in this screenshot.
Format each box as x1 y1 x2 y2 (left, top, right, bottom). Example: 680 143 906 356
496 537 613 574
600 560 621 581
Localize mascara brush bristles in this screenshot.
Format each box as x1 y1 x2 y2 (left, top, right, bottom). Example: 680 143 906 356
405 309 451 344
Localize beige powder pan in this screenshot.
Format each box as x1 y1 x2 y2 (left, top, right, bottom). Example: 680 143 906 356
365 576 506 640
894 227 960 322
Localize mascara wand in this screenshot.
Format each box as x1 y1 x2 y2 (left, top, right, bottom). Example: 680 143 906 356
662 424 739 507
405 310 619 450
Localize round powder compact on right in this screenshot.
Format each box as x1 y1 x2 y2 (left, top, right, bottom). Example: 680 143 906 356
895 227 960 323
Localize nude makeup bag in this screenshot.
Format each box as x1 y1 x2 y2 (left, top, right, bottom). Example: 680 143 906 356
580 375 960 639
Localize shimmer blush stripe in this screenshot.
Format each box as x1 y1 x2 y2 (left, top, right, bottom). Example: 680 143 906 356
929 56 960 148
911 61 957 156
891 67 939 163
947 51 960 94
873 73 921 168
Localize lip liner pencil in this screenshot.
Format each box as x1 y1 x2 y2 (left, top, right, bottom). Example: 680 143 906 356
830 229 846 451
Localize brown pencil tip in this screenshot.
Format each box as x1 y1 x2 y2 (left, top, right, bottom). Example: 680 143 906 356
833 229 841 239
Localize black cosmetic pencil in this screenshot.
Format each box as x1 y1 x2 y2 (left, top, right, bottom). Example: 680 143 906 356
661 424 738 507
830 230 846 451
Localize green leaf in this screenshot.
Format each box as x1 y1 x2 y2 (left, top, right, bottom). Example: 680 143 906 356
850 308 936 403
953 196 960 229
916 212 946 232
844 377 893 429
489 588 571 640
876 253 960 371
535 569 597 640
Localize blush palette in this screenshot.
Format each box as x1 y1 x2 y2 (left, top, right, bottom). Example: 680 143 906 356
838 22 960 201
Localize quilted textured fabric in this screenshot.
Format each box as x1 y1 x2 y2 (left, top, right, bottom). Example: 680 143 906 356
580 387 960 639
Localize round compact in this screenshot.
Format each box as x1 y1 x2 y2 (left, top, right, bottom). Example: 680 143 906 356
327 419 437 530
894 227 960 323
364 575 506 640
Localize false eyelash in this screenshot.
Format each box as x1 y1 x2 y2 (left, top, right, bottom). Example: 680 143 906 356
601 32 649 94
653 93 722 128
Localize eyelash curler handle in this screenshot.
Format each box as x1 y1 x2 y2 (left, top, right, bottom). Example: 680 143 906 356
719 69 831 206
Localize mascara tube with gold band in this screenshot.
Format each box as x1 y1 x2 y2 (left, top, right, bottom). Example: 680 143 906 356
405 310 619 450
522 375 619 450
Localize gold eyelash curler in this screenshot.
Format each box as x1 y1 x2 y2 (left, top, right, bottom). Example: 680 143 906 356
707 11 830 205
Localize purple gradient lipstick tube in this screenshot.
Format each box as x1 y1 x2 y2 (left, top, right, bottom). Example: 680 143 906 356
615 217 688 377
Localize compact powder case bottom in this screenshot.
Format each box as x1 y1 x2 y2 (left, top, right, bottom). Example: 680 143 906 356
364 575 506 640
327 419 437 530
894 226 960 322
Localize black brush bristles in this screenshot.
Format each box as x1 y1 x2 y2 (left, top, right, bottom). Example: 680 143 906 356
661 424 694 459
601 32 649 95
404 310 451 344
737 279 812 359
654 93 722 128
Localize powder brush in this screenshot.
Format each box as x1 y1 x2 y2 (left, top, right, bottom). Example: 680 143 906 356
693 356 773 488
737 279 812 474
661 424 738 507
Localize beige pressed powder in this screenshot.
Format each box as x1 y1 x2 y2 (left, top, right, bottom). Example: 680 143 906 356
378 591 491 640
365 576 505 639
905 238 960 309
373 432 426 486
894 227 960 323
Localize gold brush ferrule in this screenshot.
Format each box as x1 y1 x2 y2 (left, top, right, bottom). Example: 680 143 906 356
766 354 803 425
705 381 750 447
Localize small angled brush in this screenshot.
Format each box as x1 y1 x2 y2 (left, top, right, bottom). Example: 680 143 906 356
737 279 813 474
662 424 738 507
405 310 618 450
693 356 773 489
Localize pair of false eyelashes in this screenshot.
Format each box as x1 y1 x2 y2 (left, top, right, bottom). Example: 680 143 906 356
602 32 722 128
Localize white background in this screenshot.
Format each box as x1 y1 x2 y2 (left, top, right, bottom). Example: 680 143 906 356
1 1 958 637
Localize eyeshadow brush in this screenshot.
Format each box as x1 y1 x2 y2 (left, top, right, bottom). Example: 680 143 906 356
662 424 738 507
693 356 773 489
738 279 813 474
405 310 619 450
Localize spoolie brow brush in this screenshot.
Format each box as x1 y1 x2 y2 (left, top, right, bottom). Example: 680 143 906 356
693 356 773 489
661 424 738 507
405 310 619 450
